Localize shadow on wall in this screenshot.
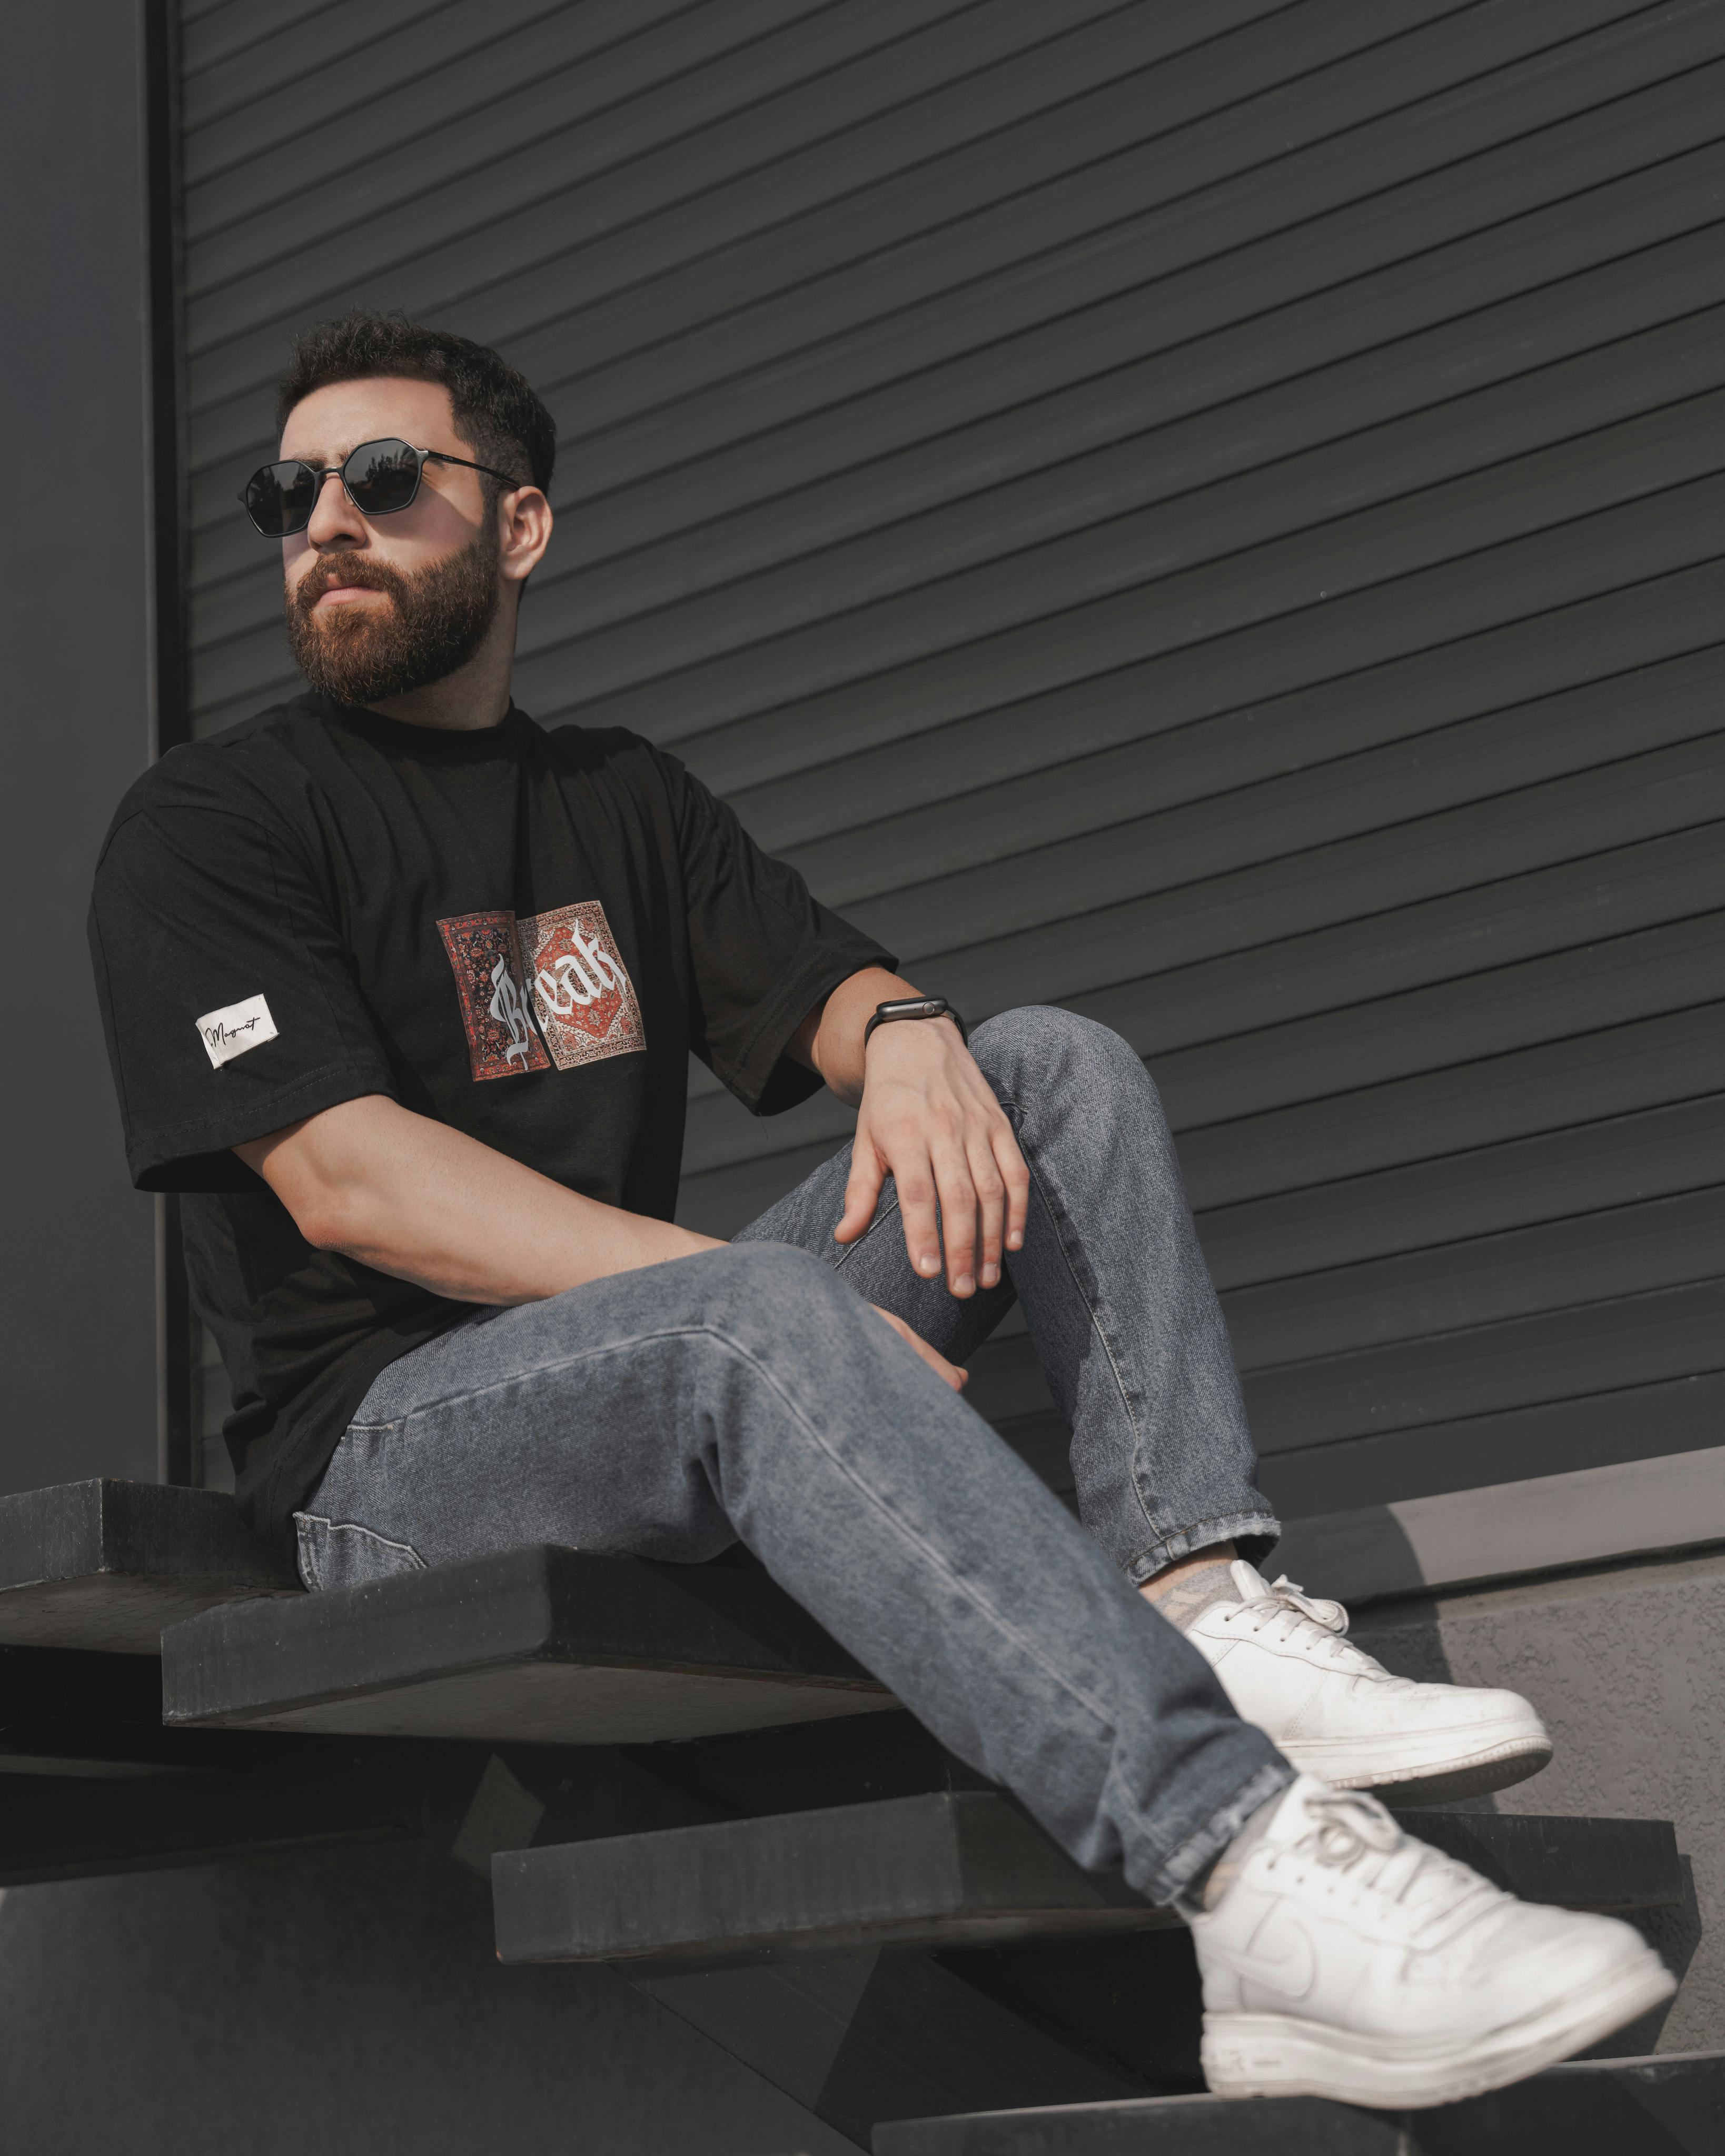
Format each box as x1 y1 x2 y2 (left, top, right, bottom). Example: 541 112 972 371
1352 1562 1715 2060
0 1841 848 2156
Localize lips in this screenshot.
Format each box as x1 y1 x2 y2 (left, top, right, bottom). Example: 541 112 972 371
296 568 400 621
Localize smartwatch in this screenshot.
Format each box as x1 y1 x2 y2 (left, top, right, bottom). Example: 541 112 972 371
863 996 968 1049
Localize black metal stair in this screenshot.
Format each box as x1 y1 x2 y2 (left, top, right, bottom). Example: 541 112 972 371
161 1542 897 1745
0 1485 1706 2156
492 1790 1681 1966
495 1790 1171 1965
0 1486 611 1884
491 1785 1688 2150
869 2051 1725 2153
0 1479 295 1654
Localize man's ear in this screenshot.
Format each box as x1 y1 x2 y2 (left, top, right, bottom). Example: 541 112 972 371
499 485 553 588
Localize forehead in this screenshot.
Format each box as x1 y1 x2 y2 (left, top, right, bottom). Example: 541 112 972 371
279 375 457 459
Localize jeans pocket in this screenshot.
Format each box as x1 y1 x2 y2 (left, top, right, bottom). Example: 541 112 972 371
293 1511 428 1594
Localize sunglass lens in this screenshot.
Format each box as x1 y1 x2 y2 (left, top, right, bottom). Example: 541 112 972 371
243 460 318 536
343 438 421 515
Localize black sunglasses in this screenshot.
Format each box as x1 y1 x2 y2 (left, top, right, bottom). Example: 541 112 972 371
239 436 525 537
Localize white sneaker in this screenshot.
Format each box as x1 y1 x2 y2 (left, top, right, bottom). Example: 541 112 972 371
1185 1561 1552 1804
1191 1776 1675 2109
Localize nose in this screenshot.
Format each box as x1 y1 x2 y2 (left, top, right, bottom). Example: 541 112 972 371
304 464 365 547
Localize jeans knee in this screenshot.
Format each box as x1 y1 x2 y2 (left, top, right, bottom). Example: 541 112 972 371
710 1239 844 1319
970 1005 1155 1112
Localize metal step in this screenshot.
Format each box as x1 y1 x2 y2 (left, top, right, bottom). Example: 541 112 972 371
492 1792 1681 1968
870 2050 1725 2153
498 1790 1166 1966
161 1543 897 1746
0 1481 295 1653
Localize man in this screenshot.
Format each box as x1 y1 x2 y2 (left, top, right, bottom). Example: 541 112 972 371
90 312 1671 2108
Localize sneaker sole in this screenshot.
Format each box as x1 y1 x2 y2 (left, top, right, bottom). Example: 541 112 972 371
1202 1945 1676 2110
1280 1727 1553 1808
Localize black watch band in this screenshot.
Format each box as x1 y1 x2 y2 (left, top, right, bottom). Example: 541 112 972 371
862 996 968 1049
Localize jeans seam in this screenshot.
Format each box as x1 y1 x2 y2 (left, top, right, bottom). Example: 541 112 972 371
829 1186 901 1276
1001 1093 1159 1546
695 1323 1127 1741
294 1511 428 1585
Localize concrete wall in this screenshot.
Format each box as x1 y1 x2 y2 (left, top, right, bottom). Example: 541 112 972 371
1354 1547 1725 2054
0 1841 849 2156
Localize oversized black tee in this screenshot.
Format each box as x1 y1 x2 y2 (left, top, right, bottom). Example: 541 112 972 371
88 695 890 1552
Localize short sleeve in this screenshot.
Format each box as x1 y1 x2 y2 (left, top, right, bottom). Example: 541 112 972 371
88 805 399 1190
665 754 895 1115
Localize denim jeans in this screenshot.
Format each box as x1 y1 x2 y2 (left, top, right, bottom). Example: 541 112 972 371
297 1007 1291 1904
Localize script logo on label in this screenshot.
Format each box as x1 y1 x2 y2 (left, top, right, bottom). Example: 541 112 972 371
195 991 278 1070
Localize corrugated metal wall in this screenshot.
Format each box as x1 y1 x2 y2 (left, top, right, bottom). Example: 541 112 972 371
177 0 1725 1518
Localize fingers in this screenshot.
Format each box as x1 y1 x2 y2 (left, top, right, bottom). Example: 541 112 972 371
996 1121 1031 1255
870 1305 967 1390
923 1135 979 1296
888 1116 1025 1295
834 1135 887 1247
857 1031 1030 1294
892 1152 946 1284
966 1132 1006 1291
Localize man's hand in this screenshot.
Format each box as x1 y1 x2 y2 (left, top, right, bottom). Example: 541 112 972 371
870 1304 968 1389
838 1016 1030 1297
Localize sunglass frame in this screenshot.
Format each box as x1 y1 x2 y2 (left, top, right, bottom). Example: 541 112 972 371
239 438 526 536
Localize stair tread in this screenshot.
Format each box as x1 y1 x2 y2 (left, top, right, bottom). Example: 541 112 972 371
161 1543 896 1746
492 1791 1680 1969
0 1481 296 1654
869 2050 1725 2154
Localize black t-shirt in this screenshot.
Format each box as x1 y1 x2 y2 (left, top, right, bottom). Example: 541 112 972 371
88 694 890 1552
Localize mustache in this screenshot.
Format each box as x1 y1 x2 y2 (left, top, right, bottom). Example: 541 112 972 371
292 554 410 617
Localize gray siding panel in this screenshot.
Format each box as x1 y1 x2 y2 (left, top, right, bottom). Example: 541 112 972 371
179 0 1725 1515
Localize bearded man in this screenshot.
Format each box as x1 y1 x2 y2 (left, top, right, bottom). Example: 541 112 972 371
87 312 1672 2108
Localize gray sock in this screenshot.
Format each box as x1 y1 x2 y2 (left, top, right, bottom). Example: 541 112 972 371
1147 1557 1243 1634
1198 1787 1286 1911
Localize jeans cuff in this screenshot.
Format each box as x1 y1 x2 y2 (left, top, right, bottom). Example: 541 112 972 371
1124 1511 1282 1586
1158 1756 1297 1911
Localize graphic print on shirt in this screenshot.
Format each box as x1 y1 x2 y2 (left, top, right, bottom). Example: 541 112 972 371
515 900 646 1071
438 902 644 1080
437 911 552 1081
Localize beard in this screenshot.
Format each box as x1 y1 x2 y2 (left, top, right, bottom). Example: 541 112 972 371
286 529 502 705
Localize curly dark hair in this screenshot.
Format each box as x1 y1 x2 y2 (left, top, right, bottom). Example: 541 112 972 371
275 310 557 494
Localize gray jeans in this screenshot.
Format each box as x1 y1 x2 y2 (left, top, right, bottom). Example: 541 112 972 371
298 1007 1290 1904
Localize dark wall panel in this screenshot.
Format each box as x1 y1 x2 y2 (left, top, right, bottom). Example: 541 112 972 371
0 0 158 1493
177 0 1725 1515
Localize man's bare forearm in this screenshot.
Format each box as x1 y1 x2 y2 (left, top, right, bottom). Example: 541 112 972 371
235 1094 720 1305
792 966 958 1105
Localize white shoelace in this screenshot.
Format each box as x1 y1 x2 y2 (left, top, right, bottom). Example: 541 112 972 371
1218 1574 1386 1672
1294 1786 1498 1926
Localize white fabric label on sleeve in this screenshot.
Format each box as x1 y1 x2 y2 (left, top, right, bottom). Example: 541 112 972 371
195 992 279 1070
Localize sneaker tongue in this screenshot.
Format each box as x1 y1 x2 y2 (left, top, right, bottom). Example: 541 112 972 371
1230 1558 1273 1599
